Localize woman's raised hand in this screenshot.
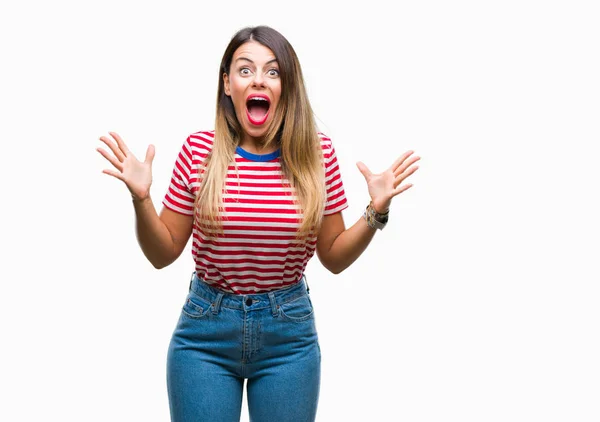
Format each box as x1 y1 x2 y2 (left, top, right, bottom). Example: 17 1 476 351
97 131 155 201
356 150 420 214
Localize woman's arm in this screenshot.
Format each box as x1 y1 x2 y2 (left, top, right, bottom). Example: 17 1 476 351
316 149 420 274
133 200 193 269
316 212 375 274
98 131 193 269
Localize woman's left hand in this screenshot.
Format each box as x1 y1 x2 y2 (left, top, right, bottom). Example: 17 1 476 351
356 150 420 214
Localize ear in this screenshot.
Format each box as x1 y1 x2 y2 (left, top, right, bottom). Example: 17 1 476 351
223 73 231 96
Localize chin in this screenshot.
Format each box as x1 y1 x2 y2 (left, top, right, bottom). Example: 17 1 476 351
243 121 271 140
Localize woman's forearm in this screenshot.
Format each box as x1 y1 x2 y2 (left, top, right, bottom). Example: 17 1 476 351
326 216 377 274
132 196 176 269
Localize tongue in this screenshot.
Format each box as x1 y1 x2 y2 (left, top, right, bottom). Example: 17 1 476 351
248 102 269 119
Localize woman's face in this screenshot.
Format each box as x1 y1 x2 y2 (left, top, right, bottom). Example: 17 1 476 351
224 41 282 143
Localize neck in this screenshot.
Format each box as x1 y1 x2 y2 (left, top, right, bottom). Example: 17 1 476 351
239 135 279 155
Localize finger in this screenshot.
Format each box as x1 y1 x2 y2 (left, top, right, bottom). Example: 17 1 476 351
108 131 131 157
356 161 372 179
96 147 124 171
393 165 419 188
399 163 420 180
98 136 126 162
102 169 126 183
392 183 413 196
145 144 155 164
388 150 414 173
394 156 421 178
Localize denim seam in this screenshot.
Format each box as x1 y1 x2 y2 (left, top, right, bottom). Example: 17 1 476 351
181 300 207 319
279 295 314 322
181 309 208 319
279 308 314 322
191 276 308 311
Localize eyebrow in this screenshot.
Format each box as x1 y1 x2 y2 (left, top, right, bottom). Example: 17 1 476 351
234 57 278 66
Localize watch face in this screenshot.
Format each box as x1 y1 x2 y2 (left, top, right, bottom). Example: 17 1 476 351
374 213 388 224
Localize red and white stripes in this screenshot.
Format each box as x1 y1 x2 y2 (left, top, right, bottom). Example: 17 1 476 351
163 131 348 294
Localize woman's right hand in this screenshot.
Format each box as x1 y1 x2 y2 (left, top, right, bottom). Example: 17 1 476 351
97 131 155 201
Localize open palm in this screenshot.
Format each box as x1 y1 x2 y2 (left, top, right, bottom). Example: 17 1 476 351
97 131 155 201
356 150 420 213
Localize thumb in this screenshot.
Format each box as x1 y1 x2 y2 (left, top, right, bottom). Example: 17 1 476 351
145 144 155 165
356 161 372 179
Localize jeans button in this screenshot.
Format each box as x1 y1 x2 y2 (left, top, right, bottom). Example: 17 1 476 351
245 298 252 306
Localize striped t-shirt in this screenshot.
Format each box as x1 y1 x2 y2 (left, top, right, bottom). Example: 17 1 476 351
162 130 348 294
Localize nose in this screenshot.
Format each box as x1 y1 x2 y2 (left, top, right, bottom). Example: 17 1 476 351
252 72 266 88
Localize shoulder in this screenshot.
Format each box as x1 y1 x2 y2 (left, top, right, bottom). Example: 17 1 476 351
317 131 332 152
317 131 332 145
187 130 215 155
177 130 215 166
317 132 337 162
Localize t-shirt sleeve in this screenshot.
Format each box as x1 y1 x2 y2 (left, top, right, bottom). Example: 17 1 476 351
321 134 349 215
162 136 196 216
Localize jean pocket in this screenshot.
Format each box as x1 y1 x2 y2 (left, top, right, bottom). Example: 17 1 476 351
181 293 210 319
279 294 314 322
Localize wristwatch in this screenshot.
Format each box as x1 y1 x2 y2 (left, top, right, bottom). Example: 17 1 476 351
363 202 389 230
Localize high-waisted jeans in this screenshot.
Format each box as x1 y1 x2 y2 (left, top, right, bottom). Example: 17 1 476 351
167 272 321 422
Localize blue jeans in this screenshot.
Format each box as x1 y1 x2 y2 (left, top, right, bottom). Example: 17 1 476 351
167 272 321 422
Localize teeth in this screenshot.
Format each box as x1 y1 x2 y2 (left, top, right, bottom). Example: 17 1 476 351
249 97 268 101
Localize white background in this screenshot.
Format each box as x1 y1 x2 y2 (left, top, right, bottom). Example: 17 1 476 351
1 0 599 421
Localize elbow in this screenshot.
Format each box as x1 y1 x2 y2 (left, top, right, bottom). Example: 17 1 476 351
144 246 179 270
319 249 348 274
325 262 346 275
152 261 168 270
320 254 347 275
148 254 175 270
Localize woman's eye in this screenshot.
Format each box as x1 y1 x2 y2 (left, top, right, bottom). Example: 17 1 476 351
268 69 280 77
240 68 251 75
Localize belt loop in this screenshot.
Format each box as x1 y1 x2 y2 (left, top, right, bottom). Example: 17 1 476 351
212 292 224 314
268 291 278 317
304 274 310 294
189 271 195 291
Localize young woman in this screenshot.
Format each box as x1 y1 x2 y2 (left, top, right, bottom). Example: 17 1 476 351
97 25 419 422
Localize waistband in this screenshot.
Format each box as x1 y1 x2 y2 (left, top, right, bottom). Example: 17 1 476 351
188 272 310 314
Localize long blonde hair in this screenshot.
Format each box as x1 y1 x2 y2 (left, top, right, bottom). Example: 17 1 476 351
194 26 326 241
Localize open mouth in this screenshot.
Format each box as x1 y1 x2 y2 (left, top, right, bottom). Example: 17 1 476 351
246 94 271 126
